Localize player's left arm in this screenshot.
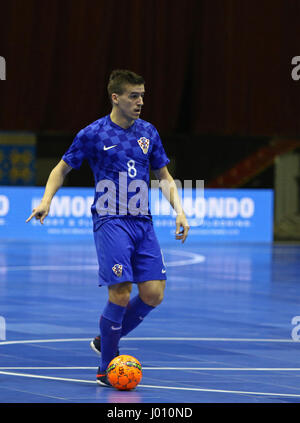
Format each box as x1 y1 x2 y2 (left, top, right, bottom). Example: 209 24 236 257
153 165 190 243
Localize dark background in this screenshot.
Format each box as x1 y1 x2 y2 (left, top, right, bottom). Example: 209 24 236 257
0 0 300 187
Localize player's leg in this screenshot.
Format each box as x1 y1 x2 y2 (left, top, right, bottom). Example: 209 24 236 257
98 281 132 374
93 219 135 384
138 279 165 306
108 280 133 307
120 220 167 337
120 279 165 337
94 279 164 359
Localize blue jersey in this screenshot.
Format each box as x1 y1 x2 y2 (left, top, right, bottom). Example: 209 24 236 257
62 115 170 230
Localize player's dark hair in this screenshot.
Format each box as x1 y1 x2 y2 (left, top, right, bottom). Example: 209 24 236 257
107 70 145 103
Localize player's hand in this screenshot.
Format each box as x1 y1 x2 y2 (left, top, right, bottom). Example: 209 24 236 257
175 213 189 243
26 202 50 225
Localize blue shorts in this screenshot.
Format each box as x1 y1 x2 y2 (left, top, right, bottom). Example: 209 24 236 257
93 217 167 286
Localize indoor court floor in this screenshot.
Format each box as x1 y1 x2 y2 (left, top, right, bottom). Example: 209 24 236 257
0 239 300 403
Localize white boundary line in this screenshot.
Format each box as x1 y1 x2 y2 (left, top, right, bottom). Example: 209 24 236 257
1 369 300 399
1 366 300 371
0 370 95 384
1 337 300 399
0 337 297 345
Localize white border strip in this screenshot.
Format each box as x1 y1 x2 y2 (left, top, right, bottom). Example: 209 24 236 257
0 337 297 346
1 366 300 371
1 337 300 399
1 369 300 399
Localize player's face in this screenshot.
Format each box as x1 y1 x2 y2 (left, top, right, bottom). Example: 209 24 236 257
115 84 145 121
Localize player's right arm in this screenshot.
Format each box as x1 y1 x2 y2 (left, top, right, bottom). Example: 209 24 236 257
26 159 72 225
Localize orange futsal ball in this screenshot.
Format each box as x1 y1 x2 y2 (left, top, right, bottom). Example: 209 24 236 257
107 355 143 390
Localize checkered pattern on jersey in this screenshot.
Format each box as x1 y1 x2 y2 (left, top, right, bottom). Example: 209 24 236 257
62 115 170 218
62 115 169 180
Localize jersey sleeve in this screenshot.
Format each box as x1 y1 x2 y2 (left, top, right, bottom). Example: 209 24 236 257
149 126 170 170
61 129 87 170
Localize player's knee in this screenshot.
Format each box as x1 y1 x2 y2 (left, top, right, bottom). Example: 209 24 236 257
143 291 164 307
109 282 132 307
139 281 165 307
109 290 131 307
151 290 164 307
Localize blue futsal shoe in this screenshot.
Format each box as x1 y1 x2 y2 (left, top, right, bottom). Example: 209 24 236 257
96 368 112 387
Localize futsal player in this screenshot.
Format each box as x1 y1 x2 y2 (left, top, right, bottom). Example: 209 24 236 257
26 70 189 386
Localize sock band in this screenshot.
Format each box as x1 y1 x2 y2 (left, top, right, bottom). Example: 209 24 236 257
127 295 154 317
102 301 126 325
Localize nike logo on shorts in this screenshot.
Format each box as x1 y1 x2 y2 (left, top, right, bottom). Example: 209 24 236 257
103 145 117 150
111 325 122 330
162 268 166 274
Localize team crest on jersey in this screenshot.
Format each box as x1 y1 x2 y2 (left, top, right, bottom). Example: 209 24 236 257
137 137 150 154
112 264 123 277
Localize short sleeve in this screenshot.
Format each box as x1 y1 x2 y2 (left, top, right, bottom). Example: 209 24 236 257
62 129 87 170
149 126 170 170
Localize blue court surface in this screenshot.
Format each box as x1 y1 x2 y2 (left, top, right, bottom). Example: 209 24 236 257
1 239 300 404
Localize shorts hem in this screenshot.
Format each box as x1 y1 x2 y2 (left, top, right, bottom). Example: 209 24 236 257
98 274 167 287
